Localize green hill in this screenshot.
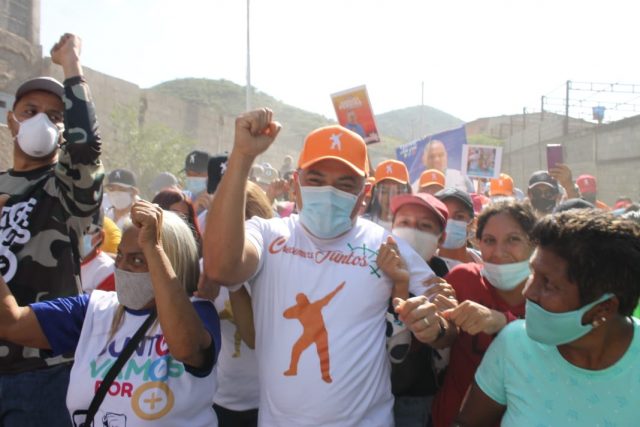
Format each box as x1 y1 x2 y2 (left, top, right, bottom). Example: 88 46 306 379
376 105 464 142
151 78 464 166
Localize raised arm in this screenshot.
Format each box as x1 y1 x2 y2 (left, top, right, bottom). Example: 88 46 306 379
51 33 104 218
203 109 281 285
318 282 345 307
132 201 212 369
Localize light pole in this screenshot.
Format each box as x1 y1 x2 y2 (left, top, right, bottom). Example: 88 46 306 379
246 0 251 111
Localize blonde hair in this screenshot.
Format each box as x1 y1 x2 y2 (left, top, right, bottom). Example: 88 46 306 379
109 210 200 339
245 180 274 220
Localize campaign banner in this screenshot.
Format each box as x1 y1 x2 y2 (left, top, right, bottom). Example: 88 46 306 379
396 126 468 185
330 85 380 144
462 144 503 179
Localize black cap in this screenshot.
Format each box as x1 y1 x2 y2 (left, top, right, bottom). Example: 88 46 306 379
107 169 137 188
184 150 210 174
528 171 559 192
14 77 64 106
207 154 229 194
435 187 474 218
553 198 595 213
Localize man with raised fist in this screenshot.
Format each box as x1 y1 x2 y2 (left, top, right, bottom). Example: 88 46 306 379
0 33 104 426
204 109 436 426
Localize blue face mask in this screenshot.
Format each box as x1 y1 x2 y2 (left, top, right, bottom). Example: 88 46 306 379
299 185 359 239
525 293 614 346
185 176 207 196
441 219 469 249
81 234 95 258
482 260 531 291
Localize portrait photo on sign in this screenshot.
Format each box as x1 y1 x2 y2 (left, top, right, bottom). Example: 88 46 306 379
330 85 380 144
461 144 502 179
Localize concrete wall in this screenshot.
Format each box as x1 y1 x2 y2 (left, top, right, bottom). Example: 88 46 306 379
503 114 640 204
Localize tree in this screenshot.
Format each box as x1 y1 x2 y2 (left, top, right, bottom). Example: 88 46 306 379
104 104 196 199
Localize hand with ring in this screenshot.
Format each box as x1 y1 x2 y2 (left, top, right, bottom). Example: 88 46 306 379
393 295 443 344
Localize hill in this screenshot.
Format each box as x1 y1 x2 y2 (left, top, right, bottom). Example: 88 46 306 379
151 78 464 166
376 105 465 143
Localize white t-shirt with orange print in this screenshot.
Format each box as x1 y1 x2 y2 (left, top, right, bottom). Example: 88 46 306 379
246 214 435 427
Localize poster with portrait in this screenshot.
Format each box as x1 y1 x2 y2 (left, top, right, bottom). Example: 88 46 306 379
330 85 380 144
395 126 468 188
461 144 503 178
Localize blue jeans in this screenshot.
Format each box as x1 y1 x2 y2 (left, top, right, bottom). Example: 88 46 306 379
0 364 73 427
393 395 433 427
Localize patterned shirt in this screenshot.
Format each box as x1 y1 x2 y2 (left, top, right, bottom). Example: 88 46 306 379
0 75 104 373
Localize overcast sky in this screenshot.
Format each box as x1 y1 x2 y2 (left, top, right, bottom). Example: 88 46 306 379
41 0 639 122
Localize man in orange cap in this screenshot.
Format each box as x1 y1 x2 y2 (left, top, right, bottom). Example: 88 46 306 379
418 169 446 195
489 173 515 202
365 159 412 230
203 109 440 426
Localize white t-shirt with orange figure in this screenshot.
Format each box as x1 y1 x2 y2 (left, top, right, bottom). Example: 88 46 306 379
246 214 434 427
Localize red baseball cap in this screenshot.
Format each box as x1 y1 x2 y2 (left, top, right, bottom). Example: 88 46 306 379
390 193 449 230
576 174 597 194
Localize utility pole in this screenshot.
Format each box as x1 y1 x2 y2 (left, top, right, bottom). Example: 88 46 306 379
420 81 424 137
564 80 571 135
245 0 251 111
540 95 545 121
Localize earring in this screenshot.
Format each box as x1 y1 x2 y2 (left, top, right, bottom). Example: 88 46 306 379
592 317 607 328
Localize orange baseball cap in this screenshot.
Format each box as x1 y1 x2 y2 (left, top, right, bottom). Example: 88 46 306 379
298 125 367 176
374 160 409 184
490 173 514 196
419 169 445 189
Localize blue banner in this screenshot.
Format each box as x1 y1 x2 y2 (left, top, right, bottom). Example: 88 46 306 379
395 126 468 184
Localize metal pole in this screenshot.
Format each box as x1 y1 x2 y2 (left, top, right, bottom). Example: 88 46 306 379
540 95 545 121
420 81 424 136
245 0 251 111
564 80 570 135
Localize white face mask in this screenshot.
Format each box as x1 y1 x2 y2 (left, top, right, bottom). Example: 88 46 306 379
14 112 61 158
109 191 133 210
115 268 155 309
482 260 531 291
393 226 440 261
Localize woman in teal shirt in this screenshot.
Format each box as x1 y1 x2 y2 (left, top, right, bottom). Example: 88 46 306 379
455 210 640 426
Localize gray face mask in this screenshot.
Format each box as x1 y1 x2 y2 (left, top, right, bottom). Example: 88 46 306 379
115 268 155 309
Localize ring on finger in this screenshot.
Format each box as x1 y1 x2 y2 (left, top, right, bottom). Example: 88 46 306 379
423 317 430 327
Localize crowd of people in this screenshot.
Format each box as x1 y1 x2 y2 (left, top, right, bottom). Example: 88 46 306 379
0 33 638 427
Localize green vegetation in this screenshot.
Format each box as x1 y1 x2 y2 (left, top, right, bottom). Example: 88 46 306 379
149 78 465 166
104 104 196 199
466 133 504 147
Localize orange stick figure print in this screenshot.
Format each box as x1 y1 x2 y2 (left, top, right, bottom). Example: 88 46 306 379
283 282 345 383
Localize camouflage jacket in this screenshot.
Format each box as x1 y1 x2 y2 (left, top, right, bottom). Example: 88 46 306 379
0 75 104 373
